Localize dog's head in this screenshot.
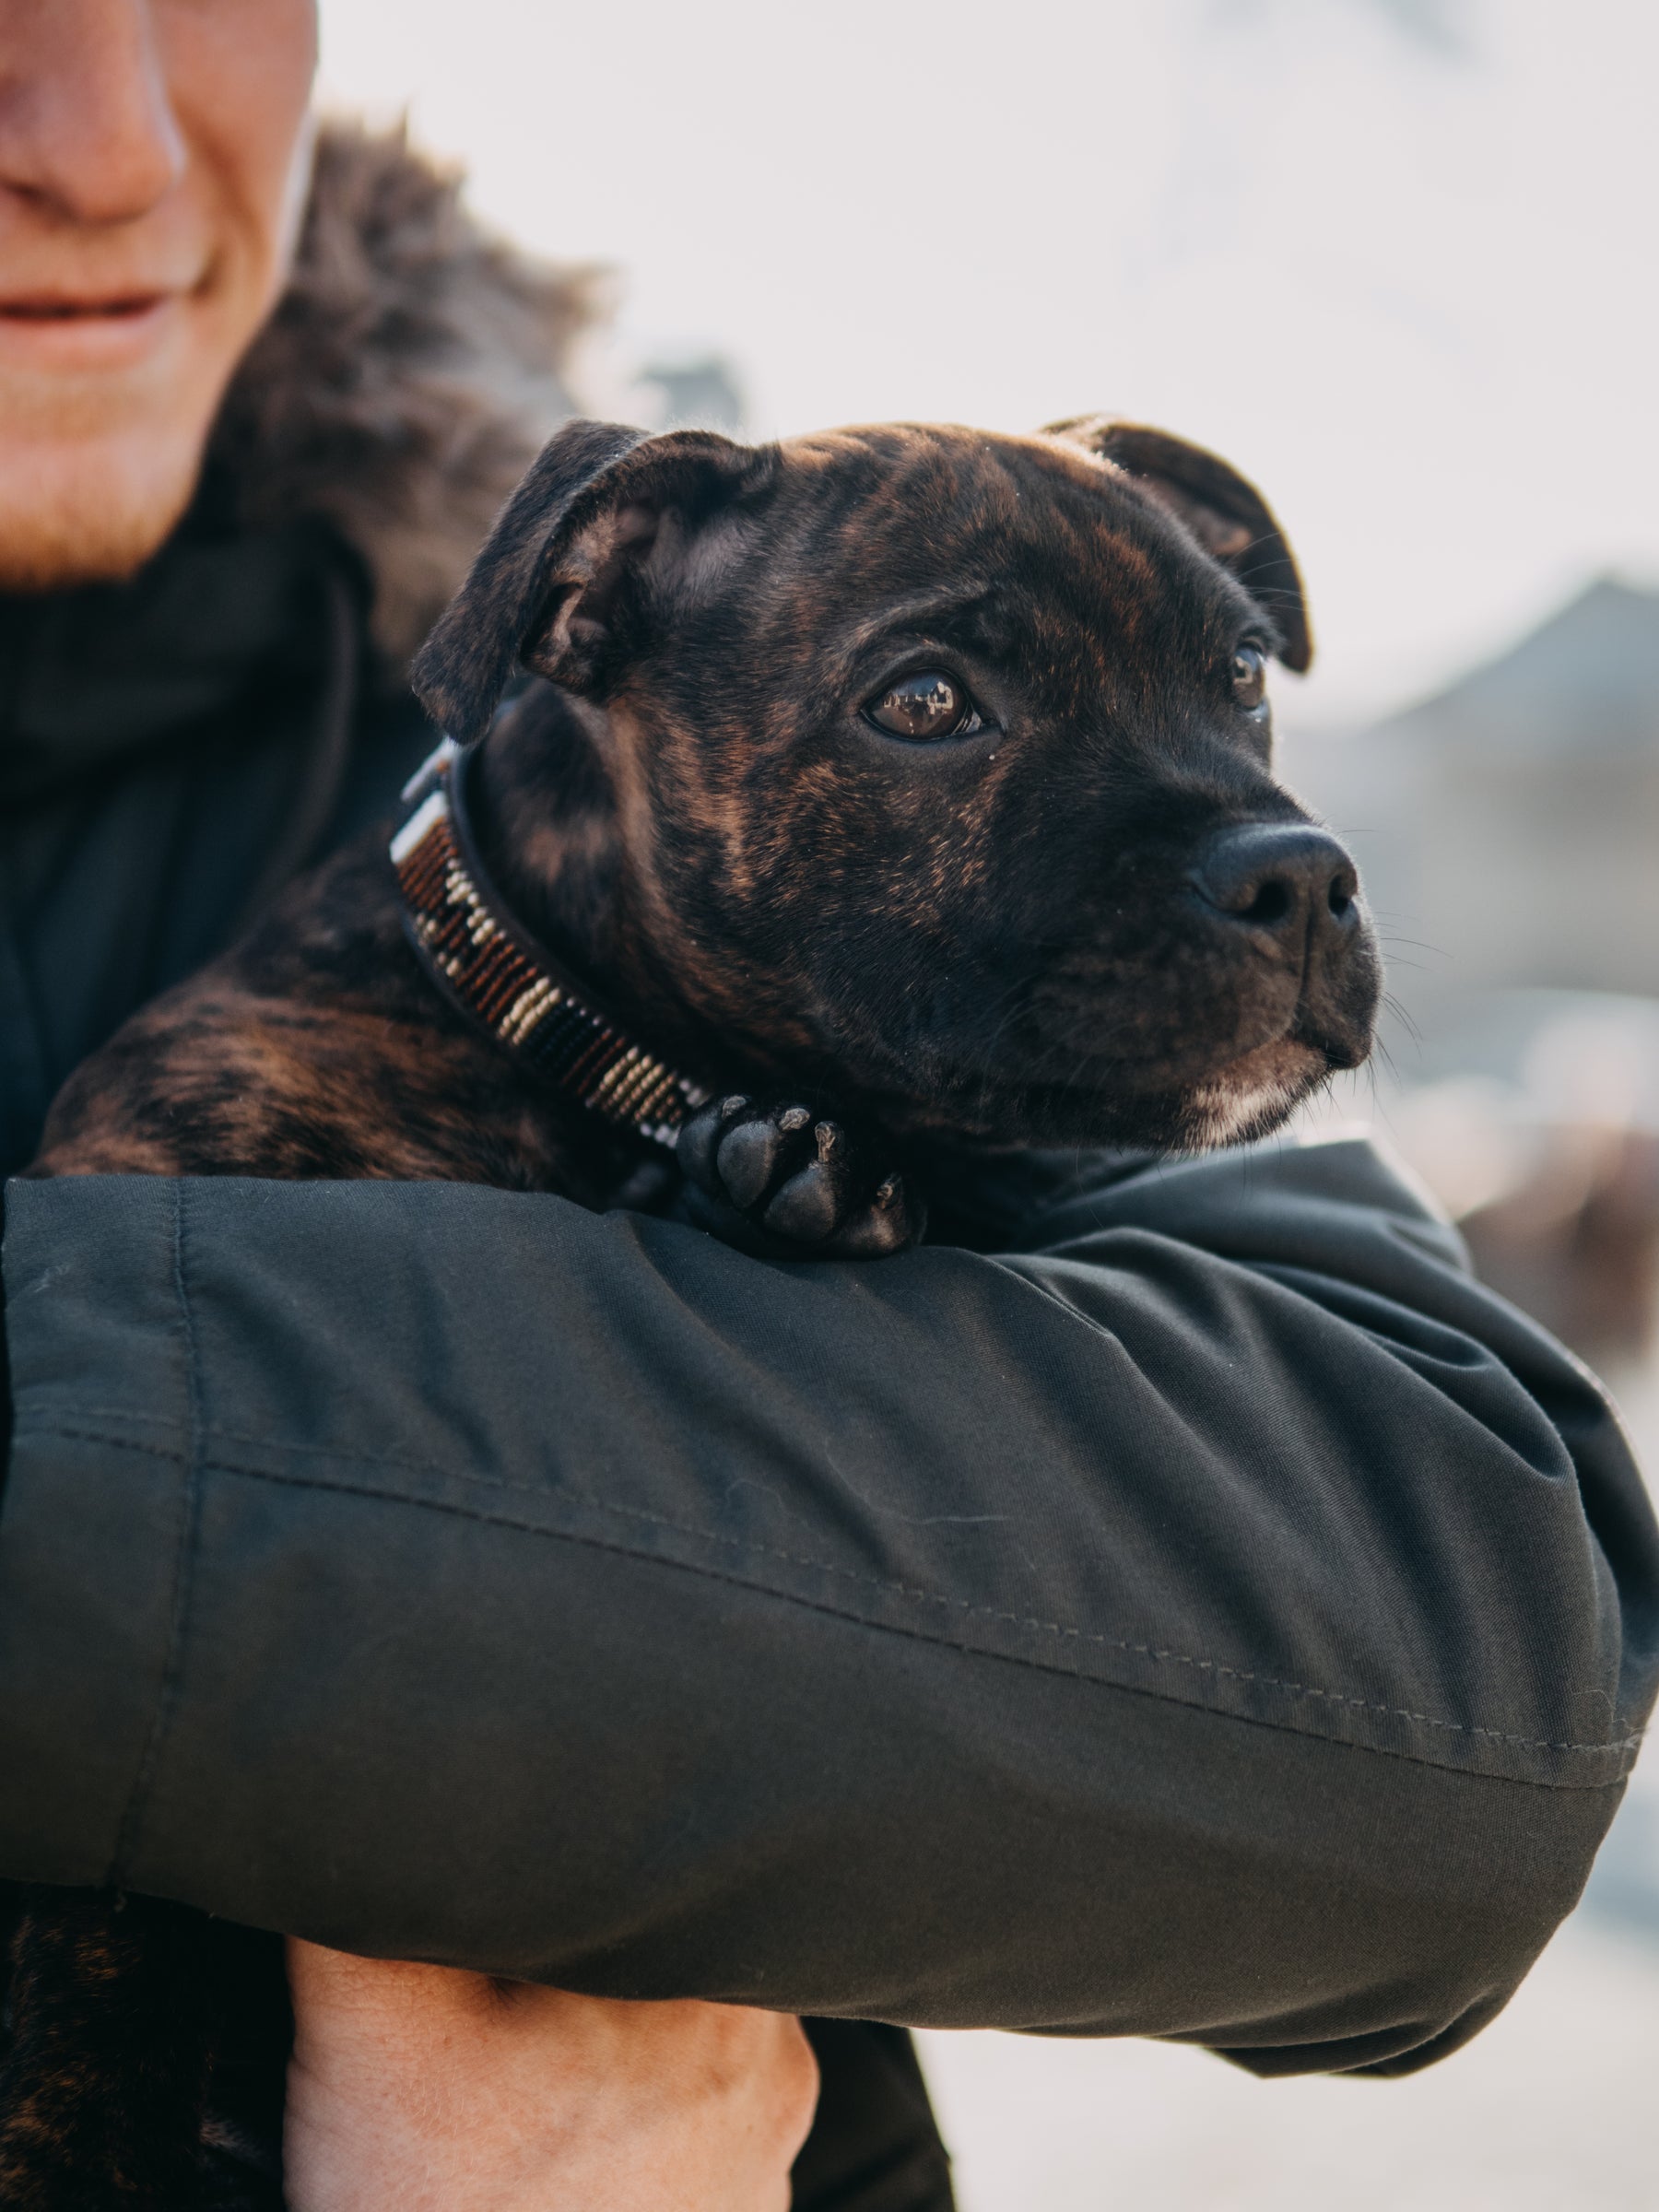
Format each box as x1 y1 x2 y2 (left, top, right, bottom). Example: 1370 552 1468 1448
412 417 1380 1150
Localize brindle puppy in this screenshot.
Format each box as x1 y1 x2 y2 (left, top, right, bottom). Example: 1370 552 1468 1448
0 414 1380 2207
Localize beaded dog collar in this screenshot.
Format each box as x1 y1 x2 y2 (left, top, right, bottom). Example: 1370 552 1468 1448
390 738 711 1149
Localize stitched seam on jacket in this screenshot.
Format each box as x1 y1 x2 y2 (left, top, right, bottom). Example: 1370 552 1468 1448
28 1421 1641 1763
108 1190 206 1886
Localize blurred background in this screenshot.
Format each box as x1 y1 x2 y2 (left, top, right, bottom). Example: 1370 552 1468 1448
322 2 1659 2202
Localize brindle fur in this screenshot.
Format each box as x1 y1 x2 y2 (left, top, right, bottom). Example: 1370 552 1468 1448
5 416 1380 2206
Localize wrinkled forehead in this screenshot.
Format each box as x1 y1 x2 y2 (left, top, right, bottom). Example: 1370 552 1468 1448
744 425 1262 664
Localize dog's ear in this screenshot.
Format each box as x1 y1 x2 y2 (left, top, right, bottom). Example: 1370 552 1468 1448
1043 416 1312 673
411 419 765 743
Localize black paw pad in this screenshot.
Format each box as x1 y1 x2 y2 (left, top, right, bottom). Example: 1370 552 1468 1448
677 1096 749 1191
763 1123 855 1243
717 1116 792 1210
675 1096 922 1259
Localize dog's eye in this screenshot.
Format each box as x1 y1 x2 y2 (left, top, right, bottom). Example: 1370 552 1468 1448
865 671 982 741
1230 643 1268 711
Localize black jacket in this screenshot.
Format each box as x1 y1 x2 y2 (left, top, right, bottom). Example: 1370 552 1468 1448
2 121 1657 2212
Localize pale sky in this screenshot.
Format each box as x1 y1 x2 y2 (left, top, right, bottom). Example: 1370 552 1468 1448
319 0 1659 729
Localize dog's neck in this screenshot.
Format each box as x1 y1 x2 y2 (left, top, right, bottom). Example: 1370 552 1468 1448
465 688 754 1096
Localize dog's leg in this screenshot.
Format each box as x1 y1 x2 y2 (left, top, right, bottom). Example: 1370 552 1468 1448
677 1096 925 1256
0 1888 213 2210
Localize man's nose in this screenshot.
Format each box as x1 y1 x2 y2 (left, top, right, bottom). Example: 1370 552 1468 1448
0 0 186 226
1190 822 1362 953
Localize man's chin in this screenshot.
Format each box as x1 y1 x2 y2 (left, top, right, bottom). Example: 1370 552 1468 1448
0 436 203 593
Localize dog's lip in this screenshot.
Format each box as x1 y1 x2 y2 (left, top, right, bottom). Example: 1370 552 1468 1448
1287 1007 1373 1072
1200 1028 1328 1085
1187 1012 1370 1090
1014 1012 1311 1089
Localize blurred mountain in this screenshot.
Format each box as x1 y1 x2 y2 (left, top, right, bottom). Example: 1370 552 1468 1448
1283 578 1659 1041
1386 577 1659 757
1283 580 1659 1368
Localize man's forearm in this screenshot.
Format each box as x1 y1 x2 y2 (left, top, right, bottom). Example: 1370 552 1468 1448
2 1144 1654 2075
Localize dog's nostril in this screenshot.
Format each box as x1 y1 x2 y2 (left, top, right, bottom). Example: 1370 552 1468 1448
1241 879 1292 926
1327 873 1355 919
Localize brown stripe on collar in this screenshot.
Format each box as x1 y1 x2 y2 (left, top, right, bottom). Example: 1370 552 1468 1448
391 741 710 1148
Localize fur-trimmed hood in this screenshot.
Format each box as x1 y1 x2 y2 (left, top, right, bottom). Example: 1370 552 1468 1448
210 120 600 670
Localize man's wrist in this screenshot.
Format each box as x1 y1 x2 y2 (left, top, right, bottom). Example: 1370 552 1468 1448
282 1943 818 2212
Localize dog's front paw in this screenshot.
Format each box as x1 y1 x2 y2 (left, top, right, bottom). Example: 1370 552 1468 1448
677 1095 924 1258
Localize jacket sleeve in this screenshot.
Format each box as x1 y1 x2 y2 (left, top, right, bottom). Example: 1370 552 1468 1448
1 1137 1654 2077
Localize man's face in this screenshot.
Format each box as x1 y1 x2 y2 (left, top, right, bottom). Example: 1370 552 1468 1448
0 0 317 591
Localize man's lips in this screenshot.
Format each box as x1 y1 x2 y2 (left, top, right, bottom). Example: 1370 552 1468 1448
0 292 171 319
0 288 188 370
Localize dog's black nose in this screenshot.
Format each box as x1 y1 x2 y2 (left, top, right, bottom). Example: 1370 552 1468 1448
1191 823 1360 941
